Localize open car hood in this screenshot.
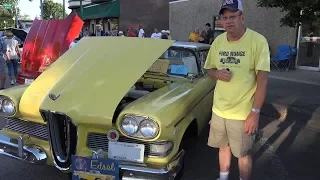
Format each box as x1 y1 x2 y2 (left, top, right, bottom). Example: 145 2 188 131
18 37 174 126
20 13 83 74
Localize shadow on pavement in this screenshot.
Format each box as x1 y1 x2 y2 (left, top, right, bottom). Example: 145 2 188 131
253 98 320 180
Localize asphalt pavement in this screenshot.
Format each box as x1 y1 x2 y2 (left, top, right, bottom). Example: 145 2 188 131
0 78 319 180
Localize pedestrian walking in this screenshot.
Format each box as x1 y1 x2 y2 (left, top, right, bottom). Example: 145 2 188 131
4 30 20 85
204 0 270 180
0 37 9 89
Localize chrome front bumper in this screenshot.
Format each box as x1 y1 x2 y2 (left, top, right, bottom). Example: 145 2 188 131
120 150 185 180
0 134 47 164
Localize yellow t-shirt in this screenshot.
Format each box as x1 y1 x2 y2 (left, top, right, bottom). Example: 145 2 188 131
189 32 199 42
204 28 270 120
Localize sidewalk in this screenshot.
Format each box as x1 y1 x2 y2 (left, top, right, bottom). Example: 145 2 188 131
269 69 320 85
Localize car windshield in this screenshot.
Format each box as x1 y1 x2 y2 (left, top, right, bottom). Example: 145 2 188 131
148 48 199 78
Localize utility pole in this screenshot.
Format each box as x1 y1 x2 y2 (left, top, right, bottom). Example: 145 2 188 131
63 0 65 18
40 0 44 19
15 7 19 28
80 0 83 19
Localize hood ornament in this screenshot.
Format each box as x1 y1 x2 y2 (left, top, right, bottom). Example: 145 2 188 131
49 93 60 101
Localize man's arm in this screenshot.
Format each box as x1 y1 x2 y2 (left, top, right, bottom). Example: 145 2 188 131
207 68 219 80
252 71 269 109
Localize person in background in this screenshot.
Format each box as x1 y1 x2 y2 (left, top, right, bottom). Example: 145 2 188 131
188 28 200 42
204 0 270 180
118 31 125 37
199 30 207 43
161 33 168 39
111 29 118 36
138 25 145 38
100 29 105 36
166 30 172 40
127 26 137 37
83 28 89 37
4 30 20 85
0 37 8 89
151 29 162 39
205 23 214 44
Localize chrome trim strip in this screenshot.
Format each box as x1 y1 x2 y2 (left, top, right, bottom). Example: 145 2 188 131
0 134 47 164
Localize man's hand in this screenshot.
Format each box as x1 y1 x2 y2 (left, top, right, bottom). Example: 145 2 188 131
207 68 231 81
244 112 259 136
216 69 231 82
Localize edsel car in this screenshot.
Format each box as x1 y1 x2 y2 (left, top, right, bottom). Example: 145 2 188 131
0 37 215 179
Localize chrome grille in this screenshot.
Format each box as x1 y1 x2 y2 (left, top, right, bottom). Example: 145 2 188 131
87 133 152 156
5 117 48 140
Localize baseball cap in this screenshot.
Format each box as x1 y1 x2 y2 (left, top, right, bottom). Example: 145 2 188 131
219 0 243 15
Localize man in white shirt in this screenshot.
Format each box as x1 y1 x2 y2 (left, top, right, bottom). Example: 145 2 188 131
151 29 162 39
138 25 145 38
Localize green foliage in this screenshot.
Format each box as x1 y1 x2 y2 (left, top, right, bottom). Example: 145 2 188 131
43 0 67 20
0 0 19 29
257 0 320 28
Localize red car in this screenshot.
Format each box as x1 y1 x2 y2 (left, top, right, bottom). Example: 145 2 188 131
16 13 84 85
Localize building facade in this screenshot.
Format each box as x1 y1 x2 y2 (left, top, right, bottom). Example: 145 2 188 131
169 0 297 58
69 0 169 37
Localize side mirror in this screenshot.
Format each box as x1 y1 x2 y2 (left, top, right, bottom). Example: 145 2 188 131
187 73 197 83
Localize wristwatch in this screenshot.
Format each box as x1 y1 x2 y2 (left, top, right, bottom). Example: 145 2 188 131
252 108 260 114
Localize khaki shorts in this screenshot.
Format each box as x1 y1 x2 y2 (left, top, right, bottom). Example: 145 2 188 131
207 113 255 158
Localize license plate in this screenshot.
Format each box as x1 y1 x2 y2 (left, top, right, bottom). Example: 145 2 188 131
71 155 119 180
108 141 145 163
25 79 34 85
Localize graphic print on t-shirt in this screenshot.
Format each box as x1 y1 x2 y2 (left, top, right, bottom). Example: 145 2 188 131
218 50 246 69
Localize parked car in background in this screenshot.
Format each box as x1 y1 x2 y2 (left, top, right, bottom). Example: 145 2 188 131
0 37 214 179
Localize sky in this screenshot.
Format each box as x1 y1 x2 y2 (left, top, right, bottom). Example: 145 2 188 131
18 0 72 19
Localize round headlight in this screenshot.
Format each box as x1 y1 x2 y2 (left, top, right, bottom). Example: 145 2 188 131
121 117 139 135
140 119 159 138
2 98 15 115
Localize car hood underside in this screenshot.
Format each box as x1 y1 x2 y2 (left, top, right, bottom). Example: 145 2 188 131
18 37 174 125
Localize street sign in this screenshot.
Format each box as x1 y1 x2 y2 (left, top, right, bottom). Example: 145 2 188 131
3 4 12 9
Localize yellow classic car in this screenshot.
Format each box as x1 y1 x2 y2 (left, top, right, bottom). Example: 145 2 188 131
0 37 215 179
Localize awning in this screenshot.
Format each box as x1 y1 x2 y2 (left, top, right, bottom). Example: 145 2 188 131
73 0 120 20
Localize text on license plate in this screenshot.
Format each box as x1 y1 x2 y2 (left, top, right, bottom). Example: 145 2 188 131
25 79 34 85
108 141 145 163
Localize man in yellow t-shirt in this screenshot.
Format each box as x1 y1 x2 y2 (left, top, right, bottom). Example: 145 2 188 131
188 28 200 42
204 0 270 180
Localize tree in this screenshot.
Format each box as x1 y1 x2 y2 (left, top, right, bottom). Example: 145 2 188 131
19 13 31 20
0 0 20 29
257 0 320 29
43 0 67 20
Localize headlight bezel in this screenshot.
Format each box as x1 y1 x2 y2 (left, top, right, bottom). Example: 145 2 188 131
0 96 16 116
120 114 159 139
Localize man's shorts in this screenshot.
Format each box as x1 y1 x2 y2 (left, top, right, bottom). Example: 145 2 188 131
207 112 255 158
